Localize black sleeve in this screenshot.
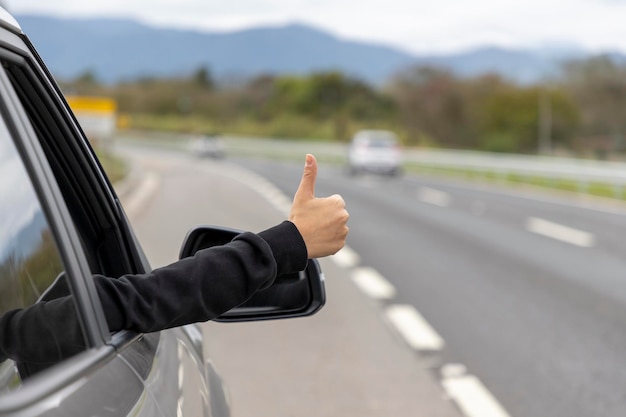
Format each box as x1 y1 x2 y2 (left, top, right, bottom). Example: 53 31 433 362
96 221 308 333
0 298 85 365
0 221 307 365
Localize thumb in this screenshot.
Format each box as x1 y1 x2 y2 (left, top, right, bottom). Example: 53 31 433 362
294 154 317 201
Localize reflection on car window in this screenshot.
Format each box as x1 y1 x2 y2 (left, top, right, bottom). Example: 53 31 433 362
0 109 84 392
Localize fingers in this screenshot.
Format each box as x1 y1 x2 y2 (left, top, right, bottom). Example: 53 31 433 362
289 154 350 259
294 154 317 201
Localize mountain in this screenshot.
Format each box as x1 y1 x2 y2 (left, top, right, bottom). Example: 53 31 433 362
16 15 417 84
13 14 623 85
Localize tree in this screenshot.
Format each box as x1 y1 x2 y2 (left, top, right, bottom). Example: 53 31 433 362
192 66 214 90
390 66 473 146
560 56 626 153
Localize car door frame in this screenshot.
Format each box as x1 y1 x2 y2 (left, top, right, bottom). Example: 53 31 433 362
0 23 220 417
0 30 162 416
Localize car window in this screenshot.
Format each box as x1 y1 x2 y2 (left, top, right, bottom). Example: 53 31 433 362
2 55 148 346
0 107 86 392
4 58 136 280
369 139 396 148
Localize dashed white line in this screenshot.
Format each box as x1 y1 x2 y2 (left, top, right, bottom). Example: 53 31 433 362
441 364 512 417
351 267 396 299
332 245 361 268
385 304 445 351
526 216 595 247
194 159 510 417
417 187 452 207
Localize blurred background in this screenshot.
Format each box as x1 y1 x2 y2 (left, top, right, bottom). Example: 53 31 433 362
6 2 626 417
5 0 626 159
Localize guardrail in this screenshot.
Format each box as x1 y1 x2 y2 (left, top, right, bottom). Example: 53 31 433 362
403 148 626 185
117 131 626 197
221 135 626 184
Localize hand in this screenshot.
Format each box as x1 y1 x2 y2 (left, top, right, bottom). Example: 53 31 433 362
289 154 349 259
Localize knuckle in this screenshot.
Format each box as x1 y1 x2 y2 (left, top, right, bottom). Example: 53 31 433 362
330 194 345 205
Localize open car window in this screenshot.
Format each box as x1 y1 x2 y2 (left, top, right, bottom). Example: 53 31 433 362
0 95 86 391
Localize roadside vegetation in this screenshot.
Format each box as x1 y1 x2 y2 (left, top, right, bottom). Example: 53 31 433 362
94 147 127 184
61 57 626 199
60 56 626 158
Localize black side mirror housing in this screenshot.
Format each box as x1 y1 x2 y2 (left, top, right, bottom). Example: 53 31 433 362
179 225 326 322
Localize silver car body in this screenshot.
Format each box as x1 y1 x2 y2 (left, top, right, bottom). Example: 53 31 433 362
347 129 402 175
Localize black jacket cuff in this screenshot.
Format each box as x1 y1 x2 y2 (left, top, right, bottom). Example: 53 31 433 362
258 220 308 276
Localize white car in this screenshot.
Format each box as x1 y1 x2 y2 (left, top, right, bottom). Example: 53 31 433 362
189 134 226 158
347 130 402 176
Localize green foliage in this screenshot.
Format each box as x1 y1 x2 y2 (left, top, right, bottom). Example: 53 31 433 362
95 147 128 184
193 66 214 90
559 56 626 151
262 71 394 140
390 67 494 147
58 58 626 155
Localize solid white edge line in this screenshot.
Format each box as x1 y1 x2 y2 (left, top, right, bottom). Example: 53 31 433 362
123 171 160 218
385 304 445 351
200 162 293 216
442 373 512 417
351 267 396 299
526 216 595 247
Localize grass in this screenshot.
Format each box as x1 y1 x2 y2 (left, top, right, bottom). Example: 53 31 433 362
119 112 399 143
95 147 128 184
112 127 626 203
404 163 626 201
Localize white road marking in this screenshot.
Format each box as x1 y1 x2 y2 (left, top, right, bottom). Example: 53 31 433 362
177 344 184 390
442 370 512 417
351 267 396 299
123 171 161 218
526 216 595 247
332 245 361 268
177 345 185 417
417 187 451 207
385 304 445 351
200 162 293 216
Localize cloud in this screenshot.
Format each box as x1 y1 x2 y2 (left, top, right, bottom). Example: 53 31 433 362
6 0 626 53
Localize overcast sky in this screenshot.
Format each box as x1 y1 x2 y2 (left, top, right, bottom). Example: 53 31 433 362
5 0 626 55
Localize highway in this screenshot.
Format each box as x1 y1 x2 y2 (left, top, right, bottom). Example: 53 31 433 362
116 140 626 417
229 154 626 417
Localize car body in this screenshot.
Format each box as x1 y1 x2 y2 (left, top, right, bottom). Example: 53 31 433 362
347 129 402 176
189 134 226 158
0 9 324 417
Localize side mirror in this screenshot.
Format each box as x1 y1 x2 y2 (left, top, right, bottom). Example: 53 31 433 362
179 225 326 322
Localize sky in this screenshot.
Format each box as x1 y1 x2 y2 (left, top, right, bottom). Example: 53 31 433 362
4 0 626 55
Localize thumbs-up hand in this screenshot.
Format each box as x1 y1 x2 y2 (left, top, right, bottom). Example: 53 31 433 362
289 154 349 259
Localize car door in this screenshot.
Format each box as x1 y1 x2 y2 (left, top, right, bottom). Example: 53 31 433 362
0 26 211 417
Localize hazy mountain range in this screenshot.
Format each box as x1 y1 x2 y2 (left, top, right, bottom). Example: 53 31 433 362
14 14 625 85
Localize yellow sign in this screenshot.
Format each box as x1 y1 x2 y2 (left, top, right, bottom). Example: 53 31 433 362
66 96 117 114
65 96 117 141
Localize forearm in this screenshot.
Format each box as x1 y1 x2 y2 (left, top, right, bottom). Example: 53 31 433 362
97 221 307 333
0 222 307 363
0 299 85 364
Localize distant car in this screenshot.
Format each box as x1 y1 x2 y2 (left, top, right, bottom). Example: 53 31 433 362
347 130 402 176
189 134 226 158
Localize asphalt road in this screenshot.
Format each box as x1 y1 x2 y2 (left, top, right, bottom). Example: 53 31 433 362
116 140 626 417
115 143 464 417
230 156 626 417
